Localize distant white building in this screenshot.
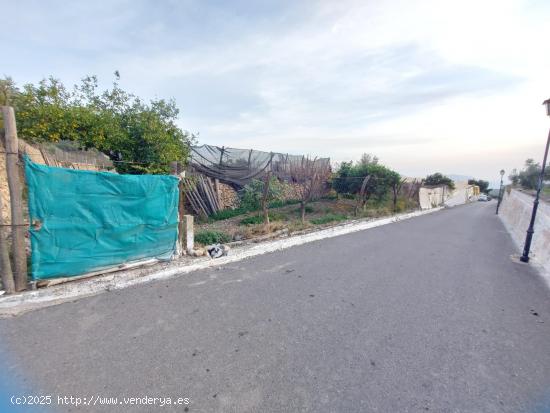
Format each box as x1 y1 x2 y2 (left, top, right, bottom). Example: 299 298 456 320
419 181 479 209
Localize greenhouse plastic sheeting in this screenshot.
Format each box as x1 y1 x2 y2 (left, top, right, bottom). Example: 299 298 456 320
25 157 179 279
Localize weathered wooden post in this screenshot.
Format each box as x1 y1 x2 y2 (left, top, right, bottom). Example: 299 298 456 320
262 171 271 230
183 215 194 253
1 106 27 291
0 193 15 294
214 178 221 208
170 161 185 256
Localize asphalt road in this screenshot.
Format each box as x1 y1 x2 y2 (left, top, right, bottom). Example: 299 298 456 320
2 202 550 413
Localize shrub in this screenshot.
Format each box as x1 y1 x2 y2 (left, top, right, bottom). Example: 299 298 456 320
195 230 231 245
332 160 400 203
394 198 407 213
205 199 302 223
240 177 283 210
240 215 264 225
310 213 347 225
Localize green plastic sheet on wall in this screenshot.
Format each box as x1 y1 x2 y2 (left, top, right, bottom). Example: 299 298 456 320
25 157 179 279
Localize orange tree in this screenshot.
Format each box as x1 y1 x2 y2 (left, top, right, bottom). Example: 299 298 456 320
0 75 194 174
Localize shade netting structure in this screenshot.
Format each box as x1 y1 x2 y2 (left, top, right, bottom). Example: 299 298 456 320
190 144 330 188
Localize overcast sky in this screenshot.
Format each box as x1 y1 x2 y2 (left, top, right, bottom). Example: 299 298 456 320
3 0 550 183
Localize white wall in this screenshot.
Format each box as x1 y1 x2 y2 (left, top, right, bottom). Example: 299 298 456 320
419 183 476 209
419 186 447 209
444 186 476 207
499 189 550 281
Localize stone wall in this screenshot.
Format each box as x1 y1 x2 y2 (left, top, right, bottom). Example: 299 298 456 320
0 138 10 223
499 188 550 281
211 180 312 212
1 138 48 224
280 182 304 201
218 181 240 209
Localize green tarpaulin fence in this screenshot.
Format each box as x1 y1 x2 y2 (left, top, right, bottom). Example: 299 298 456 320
25 157 179 279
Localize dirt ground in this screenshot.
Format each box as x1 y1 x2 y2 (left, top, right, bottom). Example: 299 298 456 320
195 197 406 243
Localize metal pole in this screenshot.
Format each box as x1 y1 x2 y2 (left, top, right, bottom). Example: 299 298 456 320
520 128 550 262
495 175 504 214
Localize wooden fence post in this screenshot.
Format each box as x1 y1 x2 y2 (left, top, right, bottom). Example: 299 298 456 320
183 215 194 253
0 193 15 294
170 161 185 256
214 178 221 208
178 173 186 256
1 106 27 291
262 171 271 230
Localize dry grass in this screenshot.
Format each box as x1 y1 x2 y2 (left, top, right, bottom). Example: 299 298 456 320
195 196 417 243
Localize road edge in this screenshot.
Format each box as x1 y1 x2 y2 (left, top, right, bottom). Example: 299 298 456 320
0 207 443 316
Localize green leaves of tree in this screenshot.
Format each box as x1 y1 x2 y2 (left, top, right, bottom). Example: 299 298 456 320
509 159 550 190
424 173 455 190
332 159 401 202
240 177 284 210
0 75 194 174
468 179 489 193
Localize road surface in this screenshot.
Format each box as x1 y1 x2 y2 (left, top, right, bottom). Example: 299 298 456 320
2 202 550 412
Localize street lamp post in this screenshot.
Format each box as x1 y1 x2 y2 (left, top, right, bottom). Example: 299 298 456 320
495 169 505 215
519 98 550 263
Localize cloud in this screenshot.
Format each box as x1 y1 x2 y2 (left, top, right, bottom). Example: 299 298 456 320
3 0 550 180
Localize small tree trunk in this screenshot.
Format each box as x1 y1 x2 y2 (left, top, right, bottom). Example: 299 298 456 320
356 176 370 216
300 201 306 223
262 172 271 231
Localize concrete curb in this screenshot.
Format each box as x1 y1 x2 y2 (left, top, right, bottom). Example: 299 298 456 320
0 207 443 316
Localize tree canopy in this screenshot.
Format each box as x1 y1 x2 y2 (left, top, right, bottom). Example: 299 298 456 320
358 153 379 166
332 159 401 202
424 173 455 190
468 179 489 193
0 75 195 174
509 159 550 190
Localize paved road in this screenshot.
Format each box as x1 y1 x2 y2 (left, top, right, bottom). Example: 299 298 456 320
2 202 550 413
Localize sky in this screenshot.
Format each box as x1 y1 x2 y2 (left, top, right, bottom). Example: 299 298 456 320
3 0 550 184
